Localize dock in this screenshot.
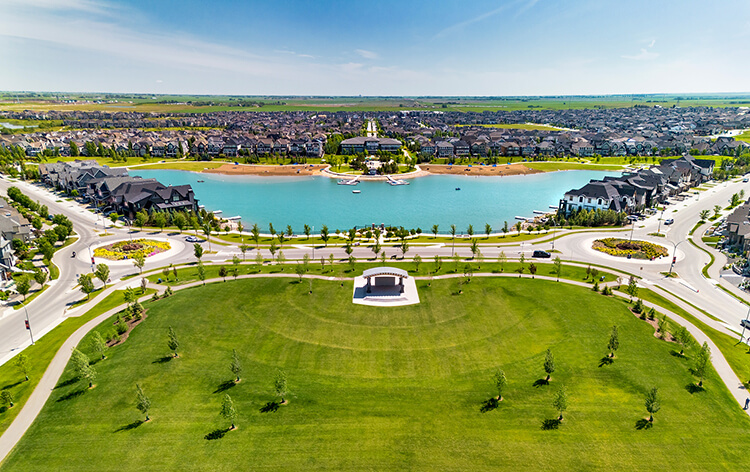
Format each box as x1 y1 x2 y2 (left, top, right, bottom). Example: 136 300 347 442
386 175 410 186
337 176 360 185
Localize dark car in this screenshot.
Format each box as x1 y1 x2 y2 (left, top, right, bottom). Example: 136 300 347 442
741 319 750 330
532 250 551 259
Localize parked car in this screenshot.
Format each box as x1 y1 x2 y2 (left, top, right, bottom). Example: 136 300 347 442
185 235 201 243
532 250 551 258
664 218 674 225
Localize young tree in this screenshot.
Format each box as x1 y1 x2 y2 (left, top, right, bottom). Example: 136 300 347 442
498 251 507 272
94 263 110 288
251 223 260 248
194 243 204 261
78 273 95 299
197 262 206 285
1 390 13 408
239 243 250 261
89 331 107 359
218 266 228 281
413 254 422 272
136 383 151 421
699 209 710 222
470 238 479 259
552 385 568 421
33 268 47 287
274 369 288 404
16 276 30 301
607 325 619 358
674 325 692 356
15 353 29 381
449 224 456 255
167 326 180 357
328 253 335 270
400 241 409 259
626 275 638 302
276 251 286 266
320 225 330 246
485 223 492 239
493 369 507 400
132 253 146 274
713 204 722 219
269 241 278 261
220 393 238 430
528 262 537 278
695 342 711 387
71 348 96 388
553 256 562 281
295 264 305 282
230 349 242 382
202 223 213 252
303 224 311 240
348 255 356 272
431 224 439 239
467 224 474 237
255 252 264 272
645 387 660 422
433 255 441 273
371 241 381 260
544 349 555 381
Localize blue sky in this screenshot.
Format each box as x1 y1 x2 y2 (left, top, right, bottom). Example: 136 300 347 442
1 0 749 95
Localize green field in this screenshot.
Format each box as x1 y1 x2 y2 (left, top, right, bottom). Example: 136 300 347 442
4 93 750 114
2 277 748 471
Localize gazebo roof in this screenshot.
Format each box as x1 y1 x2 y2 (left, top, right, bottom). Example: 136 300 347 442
362 267 408 279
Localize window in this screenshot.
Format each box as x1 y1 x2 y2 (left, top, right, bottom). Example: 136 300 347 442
597 199 602 205
587 198 592 204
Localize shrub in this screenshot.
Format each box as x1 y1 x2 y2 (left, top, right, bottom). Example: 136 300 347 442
115 320 128 335
633 299 644 314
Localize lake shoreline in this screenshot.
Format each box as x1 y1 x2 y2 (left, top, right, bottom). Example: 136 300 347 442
201 162 543 178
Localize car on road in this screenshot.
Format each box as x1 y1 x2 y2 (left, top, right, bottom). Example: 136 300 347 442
742 319 750 330
532 250 551 258
664 218 674 225
185 236 202 243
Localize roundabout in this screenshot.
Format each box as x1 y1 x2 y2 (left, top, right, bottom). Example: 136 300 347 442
78 236 186 268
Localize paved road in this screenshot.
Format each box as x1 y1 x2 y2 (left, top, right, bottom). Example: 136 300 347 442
1 175 749 367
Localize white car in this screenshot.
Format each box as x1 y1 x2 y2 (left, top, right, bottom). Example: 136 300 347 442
185 236 201 243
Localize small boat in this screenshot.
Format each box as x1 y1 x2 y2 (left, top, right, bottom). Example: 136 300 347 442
197 180 204 183
455 187 461 191
352 190 361 194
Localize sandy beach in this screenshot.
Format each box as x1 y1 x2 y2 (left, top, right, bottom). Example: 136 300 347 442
203 162 541 178
419 163 542 176
203 164 327 176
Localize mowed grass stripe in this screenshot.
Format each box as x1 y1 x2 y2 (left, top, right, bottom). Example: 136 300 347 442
2 277 749 471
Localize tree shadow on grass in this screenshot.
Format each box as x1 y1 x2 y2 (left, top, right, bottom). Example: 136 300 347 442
598 356 614 367
480 398 499 413
114 420 143 433
669 350 686 359
54 377 79 390
0 405 7 414
685 383 705 394
635 419 653 430
260 401 280 413
1 380 23 391
152 356 173 364
204 428 230 440
532 379 549 388
213 380 236 394
541 419 561 430
56 388 86 402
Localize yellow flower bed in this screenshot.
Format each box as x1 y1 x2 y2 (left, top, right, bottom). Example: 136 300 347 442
592 238 668 260
94 238 171 261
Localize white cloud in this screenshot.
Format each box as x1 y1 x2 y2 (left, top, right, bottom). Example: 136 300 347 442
622 48 659 61
355 49 379 60
434 0 539 39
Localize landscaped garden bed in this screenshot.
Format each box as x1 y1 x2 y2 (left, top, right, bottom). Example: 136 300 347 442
592 238 668 259
93 239 170 261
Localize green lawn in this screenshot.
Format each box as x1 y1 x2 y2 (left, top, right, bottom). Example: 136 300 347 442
146 260 616 286
3 278 748 471
0 289 152 437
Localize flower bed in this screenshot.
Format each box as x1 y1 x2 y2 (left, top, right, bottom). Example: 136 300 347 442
592 238 668 260
94 239 171 261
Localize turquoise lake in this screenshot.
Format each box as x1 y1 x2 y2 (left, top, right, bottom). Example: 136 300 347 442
130 169 617 232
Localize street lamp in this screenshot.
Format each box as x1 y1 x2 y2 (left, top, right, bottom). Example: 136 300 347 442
629 218 635 242
668 239 686 277
18 300 34 345
656 207 665 235
740 305 750 343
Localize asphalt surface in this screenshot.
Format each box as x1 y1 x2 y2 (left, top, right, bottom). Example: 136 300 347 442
0 175 749 367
